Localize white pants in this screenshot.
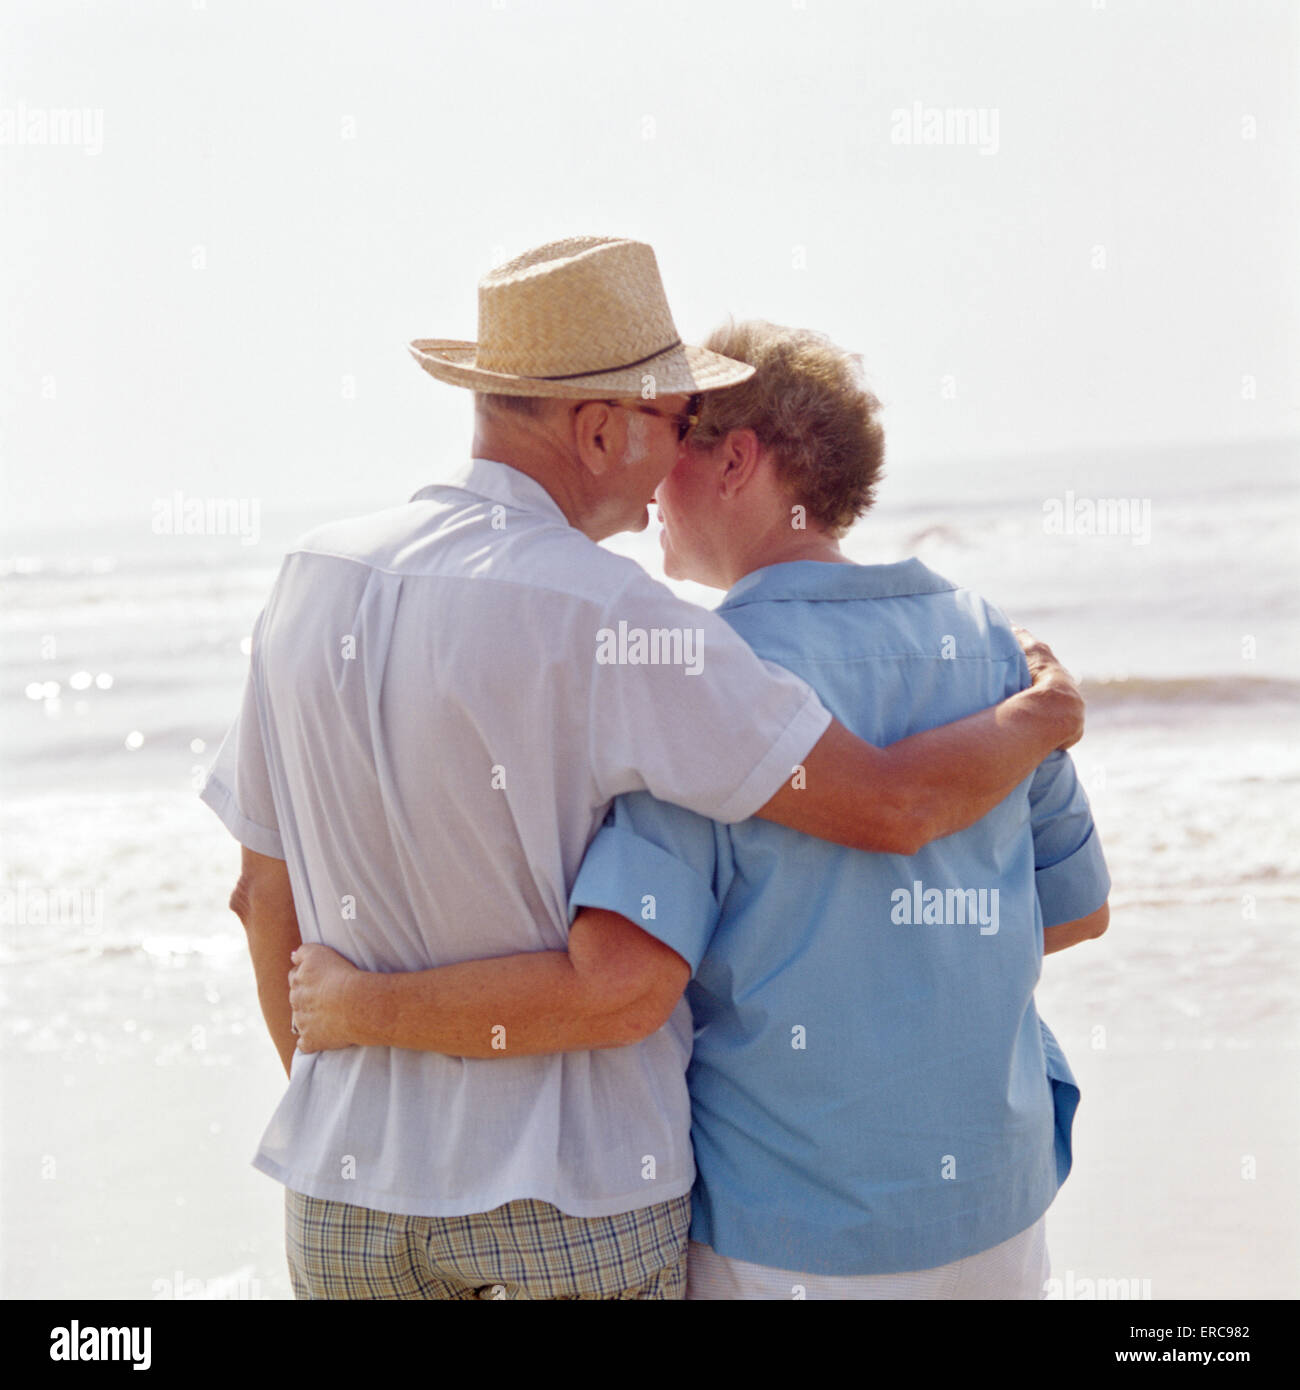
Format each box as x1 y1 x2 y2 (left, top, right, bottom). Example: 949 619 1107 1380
686 1216 1050 1300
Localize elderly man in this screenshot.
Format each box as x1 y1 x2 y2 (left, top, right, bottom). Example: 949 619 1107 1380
204 238 1081 1301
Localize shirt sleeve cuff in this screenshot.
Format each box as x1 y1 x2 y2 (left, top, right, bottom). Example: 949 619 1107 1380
569 824 721 975
1036 827 1110 929
199 775 285 860
710 680 833 824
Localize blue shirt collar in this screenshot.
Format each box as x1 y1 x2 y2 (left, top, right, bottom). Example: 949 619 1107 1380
718 558 958 611
411 458 570 528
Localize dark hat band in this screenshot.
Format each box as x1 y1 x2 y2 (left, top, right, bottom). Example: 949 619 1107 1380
527 340 682 382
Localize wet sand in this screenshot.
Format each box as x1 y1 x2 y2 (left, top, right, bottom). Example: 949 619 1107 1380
2 904 1296 1301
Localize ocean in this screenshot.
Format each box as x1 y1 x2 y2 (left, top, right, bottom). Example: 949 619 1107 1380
5 437 1295 950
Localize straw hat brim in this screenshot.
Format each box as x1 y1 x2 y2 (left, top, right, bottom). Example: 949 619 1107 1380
408 339 754 399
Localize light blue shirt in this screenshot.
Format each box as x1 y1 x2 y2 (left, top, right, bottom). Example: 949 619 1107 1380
570 559 1109 1274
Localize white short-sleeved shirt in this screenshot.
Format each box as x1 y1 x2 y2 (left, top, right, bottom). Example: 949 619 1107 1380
200 458 831 1218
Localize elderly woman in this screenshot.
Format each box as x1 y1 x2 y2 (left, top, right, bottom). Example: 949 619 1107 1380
290 321 1109 1299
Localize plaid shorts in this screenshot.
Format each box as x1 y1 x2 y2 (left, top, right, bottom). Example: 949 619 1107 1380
285 1187 690 1300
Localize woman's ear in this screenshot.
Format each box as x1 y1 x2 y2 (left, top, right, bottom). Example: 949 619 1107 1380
718 428 763 499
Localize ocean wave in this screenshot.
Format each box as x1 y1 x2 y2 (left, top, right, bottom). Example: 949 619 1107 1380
1081 674 1300 707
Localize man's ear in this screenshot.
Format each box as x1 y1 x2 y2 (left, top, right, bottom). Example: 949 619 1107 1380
717 428 763 500
572 401 622 478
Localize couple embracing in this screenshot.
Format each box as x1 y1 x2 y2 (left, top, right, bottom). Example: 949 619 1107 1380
203 235 1108 1301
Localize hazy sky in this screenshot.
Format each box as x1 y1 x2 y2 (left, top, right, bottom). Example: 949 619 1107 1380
3 0 1297 527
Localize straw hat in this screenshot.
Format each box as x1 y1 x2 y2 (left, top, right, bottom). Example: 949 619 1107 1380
409 236 755 399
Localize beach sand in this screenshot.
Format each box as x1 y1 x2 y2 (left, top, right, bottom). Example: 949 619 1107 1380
2 902 1296 1301
1040 1038 1300 1301
1035 900 1300 1302
2 948 293 1301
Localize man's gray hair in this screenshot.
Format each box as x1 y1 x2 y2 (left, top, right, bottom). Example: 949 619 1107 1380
474 393 547 419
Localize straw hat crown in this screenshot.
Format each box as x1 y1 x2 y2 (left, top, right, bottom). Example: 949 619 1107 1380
409 236 754 399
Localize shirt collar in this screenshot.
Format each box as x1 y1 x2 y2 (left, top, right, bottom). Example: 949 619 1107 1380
410 458 571 528
718 558 958 611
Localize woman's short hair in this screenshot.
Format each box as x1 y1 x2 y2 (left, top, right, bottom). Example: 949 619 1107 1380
691 321 885 536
